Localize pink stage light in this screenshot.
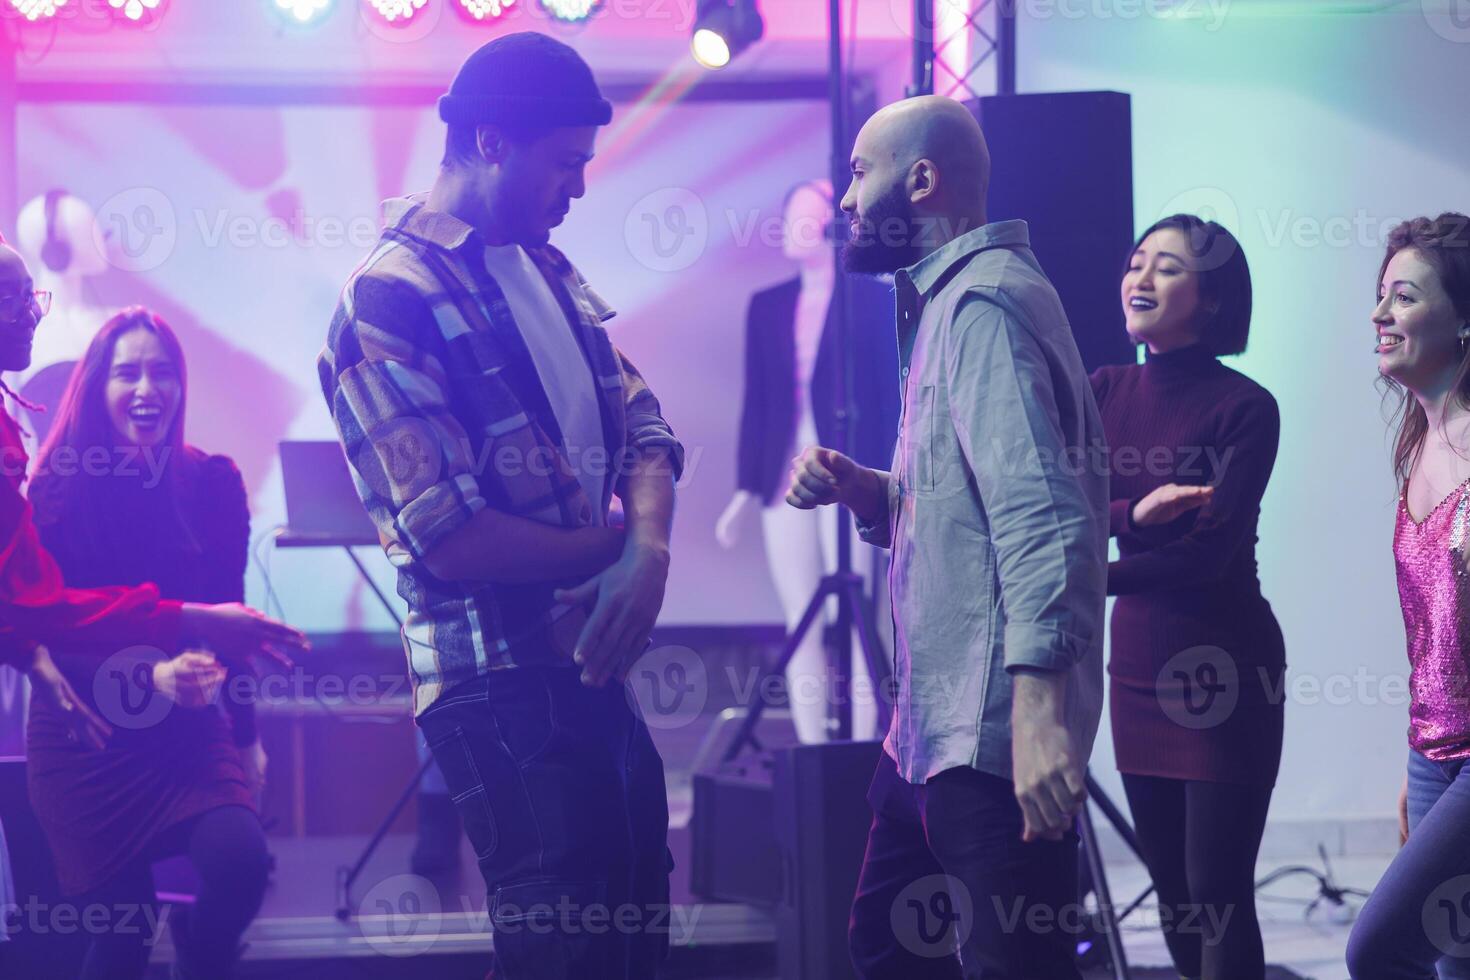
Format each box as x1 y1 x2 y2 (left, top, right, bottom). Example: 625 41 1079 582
456 0 515 21
8 0 68 21
107 0 163 22
274 0 333 24
363 0 427 24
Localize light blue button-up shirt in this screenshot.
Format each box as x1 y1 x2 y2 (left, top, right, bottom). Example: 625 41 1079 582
858 220 1109 784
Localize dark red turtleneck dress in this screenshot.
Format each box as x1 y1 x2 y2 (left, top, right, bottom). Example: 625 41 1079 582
1090 344 1286 786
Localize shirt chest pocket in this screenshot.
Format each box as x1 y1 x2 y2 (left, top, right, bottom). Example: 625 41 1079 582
901 383 941 494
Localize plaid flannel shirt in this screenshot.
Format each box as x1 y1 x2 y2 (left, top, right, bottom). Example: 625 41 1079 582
318 196 684 716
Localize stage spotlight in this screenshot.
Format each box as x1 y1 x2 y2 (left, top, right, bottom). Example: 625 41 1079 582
691 0 763 70
107 0 162 21
364 0 427 24
538 0 598 21
275 0 333 24
8 0 67 21
456 0 514 21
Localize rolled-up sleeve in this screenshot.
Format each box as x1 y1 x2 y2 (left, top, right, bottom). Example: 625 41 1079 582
615 349 686 489
944 292 1105 673
322 275 486 564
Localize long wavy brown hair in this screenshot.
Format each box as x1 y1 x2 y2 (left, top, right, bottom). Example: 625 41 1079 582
30 307 201 559
1378 214 1470 486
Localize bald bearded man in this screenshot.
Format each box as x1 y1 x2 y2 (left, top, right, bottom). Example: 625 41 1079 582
786 96 1110 978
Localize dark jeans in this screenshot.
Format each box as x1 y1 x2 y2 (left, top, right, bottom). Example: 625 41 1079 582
1348 749 1470 979
418 666 673 980
78 804 269 980
848 751 1082 979
1120 774 1273 980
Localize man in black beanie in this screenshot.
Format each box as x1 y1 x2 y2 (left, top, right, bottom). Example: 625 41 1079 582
319 32 683 980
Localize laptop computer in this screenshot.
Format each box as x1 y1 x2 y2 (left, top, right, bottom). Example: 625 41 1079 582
279 441 380 547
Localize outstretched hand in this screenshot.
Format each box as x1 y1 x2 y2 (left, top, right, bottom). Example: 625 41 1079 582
183 603 307 670
1131 483 1214 527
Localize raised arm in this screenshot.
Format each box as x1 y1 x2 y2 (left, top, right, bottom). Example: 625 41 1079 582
1106 393 1279 595
0 483 182 662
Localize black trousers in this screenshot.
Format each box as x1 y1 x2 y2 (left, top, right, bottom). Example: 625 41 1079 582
1121 773 1274 980
848 752 1083 979
418 666 673 980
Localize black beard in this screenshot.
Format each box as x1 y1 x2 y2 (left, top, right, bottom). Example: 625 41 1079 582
842 184 923 275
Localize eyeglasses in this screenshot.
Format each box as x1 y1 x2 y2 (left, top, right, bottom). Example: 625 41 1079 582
0 290 53 320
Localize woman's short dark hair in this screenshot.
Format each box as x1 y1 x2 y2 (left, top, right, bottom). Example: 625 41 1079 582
1128 213 1253 356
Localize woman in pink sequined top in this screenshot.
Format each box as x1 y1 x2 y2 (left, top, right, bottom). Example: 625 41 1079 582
1348 213 1470 980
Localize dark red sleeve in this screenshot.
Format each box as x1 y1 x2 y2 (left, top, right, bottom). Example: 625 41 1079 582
1107 392 1280 596
1108 498 1138 538
0 423 182 665
1090 367 1143 540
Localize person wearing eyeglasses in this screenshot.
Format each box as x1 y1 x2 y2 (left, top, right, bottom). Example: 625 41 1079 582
0 239 308 978
0 284 51 321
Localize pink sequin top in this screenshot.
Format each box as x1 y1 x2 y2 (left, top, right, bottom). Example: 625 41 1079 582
1395 477 1470 761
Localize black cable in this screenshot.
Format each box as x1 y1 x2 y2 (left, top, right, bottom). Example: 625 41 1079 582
1254 843 1372 922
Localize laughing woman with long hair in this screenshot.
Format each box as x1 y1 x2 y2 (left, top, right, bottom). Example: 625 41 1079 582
1347 213 1470 980
25 307 270 980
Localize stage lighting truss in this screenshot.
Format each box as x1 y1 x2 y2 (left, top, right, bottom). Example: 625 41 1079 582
538 0 598 22
107 0 162 21
275 0 333 24
456 0 514 19
932 0 998 101
8 0 67 21
364 0 428 24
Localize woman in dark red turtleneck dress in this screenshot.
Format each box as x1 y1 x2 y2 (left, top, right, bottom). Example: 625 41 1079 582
1090 214 1284 980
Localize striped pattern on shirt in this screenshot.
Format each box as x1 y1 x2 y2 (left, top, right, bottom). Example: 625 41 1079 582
318 196 684 716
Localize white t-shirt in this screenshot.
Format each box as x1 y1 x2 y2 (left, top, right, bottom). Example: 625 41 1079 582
482 244 607 521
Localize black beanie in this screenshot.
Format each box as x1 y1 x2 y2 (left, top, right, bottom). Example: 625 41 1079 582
438 32 612 130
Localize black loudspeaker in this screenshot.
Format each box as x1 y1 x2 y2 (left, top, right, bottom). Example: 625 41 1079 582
973 92 1136 373
773 740 883 980
690 741 883 979
690 757 781 907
